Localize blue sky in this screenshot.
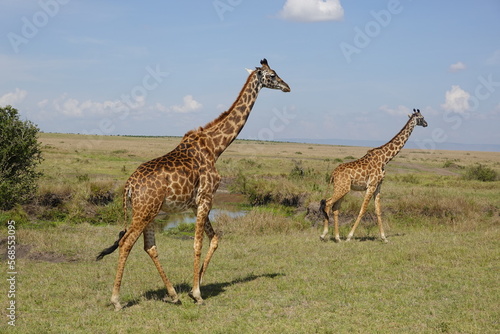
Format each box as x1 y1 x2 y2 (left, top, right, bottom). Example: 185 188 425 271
1 0 499 151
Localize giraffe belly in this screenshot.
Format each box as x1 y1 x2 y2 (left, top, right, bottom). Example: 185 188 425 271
351 181 368 191
160 194 196 213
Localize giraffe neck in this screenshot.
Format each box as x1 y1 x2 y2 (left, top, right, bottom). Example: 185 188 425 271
373 117 417 165
201 71 262 159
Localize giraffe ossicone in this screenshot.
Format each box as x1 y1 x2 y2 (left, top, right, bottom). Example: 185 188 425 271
319 109 427 243
96 59 290 310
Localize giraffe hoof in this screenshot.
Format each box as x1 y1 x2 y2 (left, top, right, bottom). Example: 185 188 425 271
111 296 122 311
163 296 182 305
319 236 327 242
188 291 204 305
381 238 389 243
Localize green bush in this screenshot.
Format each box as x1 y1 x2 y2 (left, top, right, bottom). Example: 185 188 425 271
0 204 29 225
463 164 497 182
0 105 43 210
230 169 306 207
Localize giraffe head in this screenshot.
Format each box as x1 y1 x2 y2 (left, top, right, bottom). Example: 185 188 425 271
251 58 291 92
410 109 428 127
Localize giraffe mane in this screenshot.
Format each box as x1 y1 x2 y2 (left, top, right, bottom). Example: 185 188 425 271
365 113 416 155
185 70 256 135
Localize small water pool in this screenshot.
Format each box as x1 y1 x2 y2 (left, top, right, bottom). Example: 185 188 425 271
159 208 248 230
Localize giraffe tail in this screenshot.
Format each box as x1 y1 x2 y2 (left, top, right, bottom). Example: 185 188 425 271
96 229 126 261
122 182 132 230
319 199 328 219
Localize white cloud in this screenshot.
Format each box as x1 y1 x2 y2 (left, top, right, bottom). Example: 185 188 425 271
279 0 344 22
39 93 202 118
441 85 470 114
47 94 133 118
170 95 202 113
449 61 466 72
37 99 49 108
379 105 411 116
0 88 27 106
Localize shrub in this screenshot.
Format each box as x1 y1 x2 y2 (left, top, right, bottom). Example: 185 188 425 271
463 164 497 182
0 204 29 225
289 164 305 179
442 159 463 169
396 174 420 184
442 160 452 168
0 106 43 210
230 169 306 207
88 180 115 205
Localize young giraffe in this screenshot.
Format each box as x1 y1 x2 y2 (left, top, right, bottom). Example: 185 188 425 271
319 109 428 243
97 59 290 310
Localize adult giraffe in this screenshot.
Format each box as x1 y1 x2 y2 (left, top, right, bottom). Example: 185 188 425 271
320 109 428 243
97 59 290 310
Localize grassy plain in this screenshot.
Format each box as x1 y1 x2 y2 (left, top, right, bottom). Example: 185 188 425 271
1 133 499 333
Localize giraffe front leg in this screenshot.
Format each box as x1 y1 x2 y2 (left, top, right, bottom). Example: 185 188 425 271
374 190 388 243
189 206 209 305
189 230 204 305
346 187 375 242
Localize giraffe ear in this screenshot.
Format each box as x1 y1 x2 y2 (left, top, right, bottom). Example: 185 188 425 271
245 68 254 74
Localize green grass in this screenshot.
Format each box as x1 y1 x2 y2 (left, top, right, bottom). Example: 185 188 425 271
0 221 498 333
1 133 500 332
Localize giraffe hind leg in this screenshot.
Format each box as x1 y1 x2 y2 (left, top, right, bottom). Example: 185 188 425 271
110 228 141 311
319 199 331 241
143 224 181 304
320 195 345 242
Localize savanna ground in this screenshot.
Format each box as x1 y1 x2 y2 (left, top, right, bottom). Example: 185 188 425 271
1 133 499 333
